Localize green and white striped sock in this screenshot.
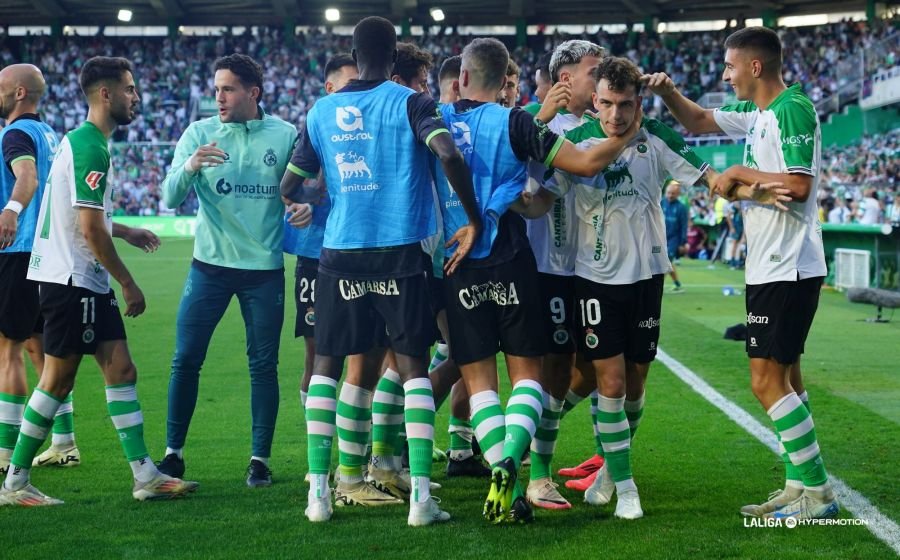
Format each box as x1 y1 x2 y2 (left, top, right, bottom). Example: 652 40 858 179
560 389 584 418
6 389 61 490
448 415 474 461
306 375 337 494
0 392 26 459
51 392 75 448
371 368 404 471
502 380 543 470
336 383 372 484
590 391 604 457
769 393 828 489
404 378 436 503
624 392 644 439
106 384 156 482
470 391 505 467
429 342 449 372
597 395 633 491
530 392 563 481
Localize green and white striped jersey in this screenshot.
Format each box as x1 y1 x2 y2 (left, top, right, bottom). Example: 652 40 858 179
713 84 827 285
547 117 707 285
28 122 114 294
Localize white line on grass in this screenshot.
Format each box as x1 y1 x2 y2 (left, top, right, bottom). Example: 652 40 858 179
657 348 900 555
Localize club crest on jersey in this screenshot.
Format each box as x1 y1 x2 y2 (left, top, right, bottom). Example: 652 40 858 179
636 143 648 154
263 148 277 167
85 171 105 190
82 327 95 344
585 329 599 349
305 307 315 326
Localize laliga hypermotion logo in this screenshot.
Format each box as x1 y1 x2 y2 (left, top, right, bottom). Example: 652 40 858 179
336 106 364 132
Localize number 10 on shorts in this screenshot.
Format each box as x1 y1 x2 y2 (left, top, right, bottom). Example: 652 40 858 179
579 298 601 326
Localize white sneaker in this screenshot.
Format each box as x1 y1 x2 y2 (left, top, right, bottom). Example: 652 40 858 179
132 473 199 501
408 497 451 527
526 478 571 510
741 486 803 517
584 466 615 506
766 486 839 521
32 445 80 468
0 483 64 506
614 487 643 520
306 491 333 522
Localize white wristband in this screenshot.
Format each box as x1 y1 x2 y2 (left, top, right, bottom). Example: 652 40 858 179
183 159 197 174
3 200 23 215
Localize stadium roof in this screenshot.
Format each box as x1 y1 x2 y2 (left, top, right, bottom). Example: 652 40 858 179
0 0 871 27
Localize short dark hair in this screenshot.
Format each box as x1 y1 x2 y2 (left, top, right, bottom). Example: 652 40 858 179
506 58 520 78
724 26 783 71
214 53 263 91
353 16 397 67
461 38 509 90
79 56 134 94
392 43 433 84
324 53 356 82
439 55 461 82
535 52 552 83
592 56 642 94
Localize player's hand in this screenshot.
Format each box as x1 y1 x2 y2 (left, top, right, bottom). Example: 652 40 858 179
123 227 161 253
536 82 571 123
640 72 677 97
185 142 227 173
121 281 146 318
286 202 313 228
748 182 792 211
713 169 738 198
509 190 533 215
444 223 481 276
0 209 18 250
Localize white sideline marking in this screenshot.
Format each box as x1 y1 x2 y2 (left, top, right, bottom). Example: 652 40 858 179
657 348 900 555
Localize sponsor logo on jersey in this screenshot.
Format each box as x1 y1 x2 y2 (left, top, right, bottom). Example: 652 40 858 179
339 279 400 300
603 160 633 190
552 197 566 248
782 133 813 146
747 313 769 325
263 148 278 167
591 215 605 261
585 328 599 349
215 178 278 198
637 317 660 329
769 253 782 263
336 106 364 132
85 171 105 190
458 281 519 310
678 144 691 156
334 152 380 193
450 121 473 154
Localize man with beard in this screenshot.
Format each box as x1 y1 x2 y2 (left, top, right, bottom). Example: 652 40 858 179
0 56 194 506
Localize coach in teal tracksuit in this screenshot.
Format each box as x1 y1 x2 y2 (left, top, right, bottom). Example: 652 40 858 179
158 54 297 487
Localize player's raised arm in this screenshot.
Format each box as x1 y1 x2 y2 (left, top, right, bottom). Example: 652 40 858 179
549 105 642 177
641 72 723 135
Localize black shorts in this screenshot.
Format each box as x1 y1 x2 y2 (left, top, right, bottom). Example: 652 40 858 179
574 274 664 364
428 271 446 316
538 273 576 354
314 270 433 358
294 256 318 338
745 277 822 364
40 282 126 358
444 249 547 366
0 253 42 341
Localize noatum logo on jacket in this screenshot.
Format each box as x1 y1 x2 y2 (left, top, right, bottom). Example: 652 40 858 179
215 178 278 199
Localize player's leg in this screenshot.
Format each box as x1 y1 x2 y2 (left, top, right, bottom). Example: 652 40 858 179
559 358 604 485
0 334 28 475
28 332 79 469
622 273 663 443
235 268 284 487
161 263 232 477
743 279 836 520
294 256 319 409
95 336 198 501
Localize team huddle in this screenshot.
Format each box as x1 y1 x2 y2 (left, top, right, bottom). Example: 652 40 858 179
0 16 839 526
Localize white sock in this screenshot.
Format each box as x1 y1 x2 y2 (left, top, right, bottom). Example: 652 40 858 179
310 473 329 499
614 478 637 494
300 390 308 408
51 433 75 447
410 475 431 503
4 465 30 491
165 447 183 459
130 457 159 483
449 449 473 461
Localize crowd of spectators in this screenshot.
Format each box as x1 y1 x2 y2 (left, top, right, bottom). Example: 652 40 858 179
0 19 896 216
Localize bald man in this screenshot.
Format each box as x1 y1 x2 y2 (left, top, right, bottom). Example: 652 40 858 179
661 180 688 293
0 64 76 475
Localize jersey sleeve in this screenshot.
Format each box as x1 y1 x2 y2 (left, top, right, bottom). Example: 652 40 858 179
406 93 450 147
713 101 757 141
775 101 817 175
2 130 37 174
521 103 542 117
646 119 709 185
287 122 320 179
508 108 563 165
72 140 110 209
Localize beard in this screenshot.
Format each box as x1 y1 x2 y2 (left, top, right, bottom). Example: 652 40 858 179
111 102 136 126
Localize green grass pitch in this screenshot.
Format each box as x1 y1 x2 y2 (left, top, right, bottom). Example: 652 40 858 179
2 238 897 559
